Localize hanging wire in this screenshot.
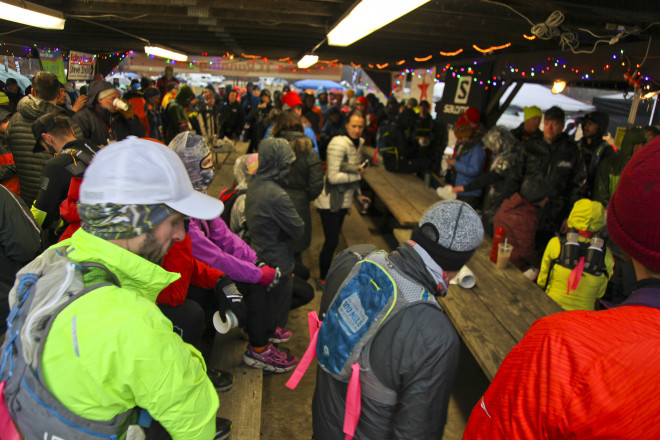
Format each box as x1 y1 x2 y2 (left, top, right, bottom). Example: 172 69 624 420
479 0 631 54
70 16 150 44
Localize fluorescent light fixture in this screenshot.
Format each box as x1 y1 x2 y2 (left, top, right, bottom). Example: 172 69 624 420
0 0 65 30
552 80 566 94
297 54 319 69
144 45 188 62
327 0 430 46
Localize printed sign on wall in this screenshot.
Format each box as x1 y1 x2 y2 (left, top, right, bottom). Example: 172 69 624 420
67 51 95 81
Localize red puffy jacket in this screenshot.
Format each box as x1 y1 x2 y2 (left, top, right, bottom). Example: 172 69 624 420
158 234 225 306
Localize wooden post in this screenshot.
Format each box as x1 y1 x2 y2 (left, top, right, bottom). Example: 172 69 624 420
627 88 642 126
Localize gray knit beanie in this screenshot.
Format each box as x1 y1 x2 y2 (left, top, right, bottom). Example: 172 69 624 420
411 200 484 270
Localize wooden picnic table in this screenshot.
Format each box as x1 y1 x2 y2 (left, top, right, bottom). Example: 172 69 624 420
361 147 442 227
438 239 563 381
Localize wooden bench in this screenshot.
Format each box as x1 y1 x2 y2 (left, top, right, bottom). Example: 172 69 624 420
438 239 563 380
209 330 262 440
361 146 443 228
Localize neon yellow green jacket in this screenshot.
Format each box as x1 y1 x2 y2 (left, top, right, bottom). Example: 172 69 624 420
40 229 218 440
537 199 613 311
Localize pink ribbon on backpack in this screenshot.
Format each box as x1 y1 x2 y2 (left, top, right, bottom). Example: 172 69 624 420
285 311 321 390
567 256 586 296
343 363 362 440
0 382 21 440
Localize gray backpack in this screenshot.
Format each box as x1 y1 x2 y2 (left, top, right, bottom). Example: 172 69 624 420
0 247 138 439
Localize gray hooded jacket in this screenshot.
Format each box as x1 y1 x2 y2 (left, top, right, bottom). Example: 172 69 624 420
312 244 460 440
245 138 304 274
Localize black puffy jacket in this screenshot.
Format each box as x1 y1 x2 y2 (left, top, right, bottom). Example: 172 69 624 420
7 95 82 206
516 132 587 231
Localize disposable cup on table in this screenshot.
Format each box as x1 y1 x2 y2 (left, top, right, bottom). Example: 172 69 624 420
497 243 514 269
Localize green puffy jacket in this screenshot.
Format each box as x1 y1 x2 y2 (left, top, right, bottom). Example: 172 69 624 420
40 229 218 439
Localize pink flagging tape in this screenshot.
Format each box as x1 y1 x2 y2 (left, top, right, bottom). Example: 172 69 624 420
285 311 321 390
343 363 362 440
0 382 21 440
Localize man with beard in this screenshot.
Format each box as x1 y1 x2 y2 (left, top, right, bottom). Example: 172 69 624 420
1 137 230 439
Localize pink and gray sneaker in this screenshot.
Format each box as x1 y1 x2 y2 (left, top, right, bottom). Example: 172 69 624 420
269 327 292 343
243 343 298 373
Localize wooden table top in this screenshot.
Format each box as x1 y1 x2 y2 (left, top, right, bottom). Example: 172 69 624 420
361 148 441 227
438 239 564 381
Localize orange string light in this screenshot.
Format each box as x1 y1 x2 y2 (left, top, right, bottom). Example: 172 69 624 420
396 59 406 65
278 57 290 62
439 48 463 56
472 42 511 54
523 34 536 40
350 62 361 68
414 55 433 62
376 63 389 69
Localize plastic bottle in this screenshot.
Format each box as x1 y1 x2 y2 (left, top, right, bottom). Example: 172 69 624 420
560 228 581 267
490 226 506 263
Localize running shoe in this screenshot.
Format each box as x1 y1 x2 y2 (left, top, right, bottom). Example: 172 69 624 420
243 343 298 373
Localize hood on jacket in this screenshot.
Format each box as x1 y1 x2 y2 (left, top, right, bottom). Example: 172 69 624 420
234 153 258 190
175 85 195 105
567 198 605 232
256 138 295 182
482 125 518 154
87 80 117 106
582 111 609 139
16 95 67 121
617 127 648 167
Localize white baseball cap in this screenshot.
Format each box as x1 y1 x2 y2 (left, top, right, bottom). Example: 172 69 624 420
80 136 223 220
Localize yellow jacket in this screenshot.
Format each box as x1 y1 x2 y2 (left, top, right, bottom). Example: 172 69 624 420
537 199 613 311
41 229 218 439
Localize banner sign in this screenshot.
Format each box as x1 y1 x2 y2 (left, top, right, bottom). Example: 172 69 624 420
436 62 493 127
410 67 436 104
39 50 66 83
67 51 95 80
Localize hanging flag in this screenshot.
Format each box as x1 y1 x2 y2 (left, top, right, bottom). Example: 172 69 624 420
410 67 436 104
39 49 66 83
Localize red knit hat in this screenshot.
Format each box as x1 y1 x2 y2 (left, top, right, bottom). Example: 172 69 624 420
282 91 303 109
357 96 368 107
463 107 481 125
607 136 660 271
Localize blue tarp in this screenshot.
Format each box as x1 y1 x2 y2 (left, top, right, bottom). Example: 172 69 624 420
293 79 345 91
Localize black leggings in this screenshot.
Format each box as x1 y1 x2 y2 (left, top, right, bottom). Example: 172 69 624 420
318 208 348 280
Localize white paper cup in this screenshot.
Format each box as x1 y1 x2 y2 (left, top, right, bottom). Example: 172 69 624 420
213 311 238 334
450 265 476 289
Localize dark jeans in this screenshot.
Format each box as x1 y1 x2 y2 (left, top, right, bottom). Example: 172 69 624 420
271 272 293 329
292 275 315 310
241 281 275 347
318 208 348 280
158 299 206 350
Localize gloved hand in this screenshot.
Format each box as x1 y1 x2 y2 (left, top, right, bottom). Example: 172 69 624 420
214 275 247 326
257 265 281 289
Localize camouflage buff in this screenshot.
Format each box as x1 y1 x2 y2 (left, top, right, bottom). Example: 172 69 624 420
78 203 174 240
